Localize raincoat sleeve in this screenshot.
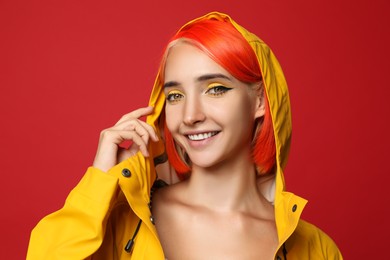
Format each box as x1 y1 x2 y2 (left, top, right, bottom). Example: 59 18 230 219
26 166 120 260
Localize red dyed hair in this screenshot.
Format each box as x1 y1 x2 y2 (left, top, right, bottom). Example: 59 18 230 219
161 18 276 179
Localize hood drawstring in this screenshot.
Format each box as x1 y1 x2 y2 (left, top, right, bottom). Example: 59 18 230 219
124 219 142 253
125 179 169 253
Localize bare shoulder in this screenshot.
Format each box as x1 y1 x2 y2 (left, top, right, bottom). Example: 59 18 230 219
151 180 189 221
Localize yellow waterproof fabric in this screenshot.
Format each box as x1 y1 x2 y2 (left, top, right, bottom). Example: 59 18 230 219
27 12 343 259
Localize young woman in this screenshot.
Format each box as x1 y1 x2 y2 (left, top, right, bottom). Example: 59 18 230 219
27 12 342 259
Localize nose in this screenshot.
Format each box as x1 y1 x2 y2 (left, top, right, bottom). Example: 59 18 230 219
183 95 206 125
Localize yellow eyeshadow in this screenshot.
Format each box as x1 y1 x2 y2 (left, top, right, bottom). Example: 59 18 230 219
167 90 183 95
206 83 224 89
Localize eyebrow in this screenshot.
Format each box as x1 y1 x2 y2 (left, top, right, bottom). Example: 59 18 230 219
163 73 232 88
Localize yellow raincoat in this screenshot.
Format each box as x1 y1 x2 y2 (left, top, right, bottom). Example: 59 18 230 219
27 12 343 259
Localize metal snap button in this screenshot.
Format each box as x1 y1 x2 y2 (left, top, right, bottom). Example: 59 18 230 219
121 168 131 177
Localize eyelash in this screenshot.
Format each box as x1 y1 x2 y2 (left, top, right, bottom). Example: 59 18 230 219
205 85 232 96
165 84 232 103
166 91 184 103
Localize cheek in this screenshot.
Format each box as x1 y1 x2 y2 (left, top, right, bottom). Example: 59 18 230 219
165 105 181 132
221 95 256 132
218 94 254 118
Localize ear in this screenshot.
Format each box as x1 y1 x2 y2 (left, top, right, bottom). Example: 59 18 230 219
254 81 266 119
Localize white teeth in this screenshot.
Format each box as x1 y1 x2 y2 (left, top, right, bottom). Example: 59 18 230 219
188 132 217 141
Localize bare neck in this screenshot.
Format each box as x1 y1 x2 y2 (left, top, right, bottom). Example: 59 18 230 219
185 150 269 213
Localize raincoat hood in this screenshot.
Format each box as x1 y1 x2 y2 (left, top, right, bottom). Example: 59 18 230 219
147 11 291 192
146 11 305 242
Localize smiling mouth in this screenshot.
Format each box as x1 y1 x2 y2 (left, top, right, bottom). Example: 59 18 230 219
187 131 219 141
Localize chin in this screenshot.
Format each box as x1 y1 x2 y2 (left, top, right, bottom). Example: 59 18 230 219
186 153 226 170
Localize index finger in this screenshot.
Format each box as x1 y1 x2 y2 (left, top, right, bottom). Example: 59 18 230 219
116 106 154 126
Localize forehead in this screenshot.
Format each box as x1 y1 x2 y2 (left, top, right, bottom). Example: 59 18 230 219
164 42 232 82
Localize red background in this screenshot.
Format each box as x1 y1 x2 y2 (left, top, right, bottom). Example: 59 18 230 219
1 0 389 259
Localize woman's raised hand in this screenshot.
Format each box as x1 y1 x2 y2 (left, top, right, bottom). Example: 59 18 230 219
93 106 159 172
